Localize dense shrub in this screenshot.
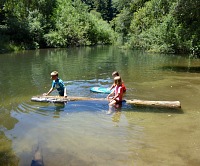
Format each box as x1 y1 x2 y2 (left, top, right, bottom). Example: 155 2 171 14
0 0 199 55
44 0 116 47
113 0 200 55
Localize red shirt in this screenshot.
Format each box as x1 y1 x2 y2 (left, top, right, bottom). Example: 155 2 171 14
122 83 126 92
112 83 126 93
115 85 123 101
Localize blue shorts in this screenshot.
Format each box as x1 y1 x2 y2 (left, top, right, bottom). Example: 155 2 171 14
58 90 64 96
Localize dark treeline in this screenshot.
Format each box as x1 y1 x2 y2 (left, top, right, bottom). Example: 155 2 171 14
0 0 199 56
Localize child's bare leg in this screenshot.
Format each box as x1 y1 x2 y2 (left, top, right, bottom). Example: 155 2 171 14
107 100 116 114
109 100 116 106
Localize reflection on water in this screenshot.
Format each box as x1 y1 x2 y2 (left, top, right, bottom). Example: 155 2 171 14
162 66 200 73
0 131 19 165
0 46 200 165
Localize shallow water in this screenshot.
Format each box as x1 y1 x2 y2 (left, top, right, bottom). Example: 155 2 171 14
0 46 200 166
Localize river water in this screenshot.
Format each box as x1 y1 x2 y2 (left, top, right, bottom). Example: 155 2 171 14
0 46 200 166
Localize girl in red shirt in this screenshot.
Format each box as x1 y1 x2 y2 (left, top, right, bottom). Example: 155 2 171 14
110 71 126 93
107 76 124 106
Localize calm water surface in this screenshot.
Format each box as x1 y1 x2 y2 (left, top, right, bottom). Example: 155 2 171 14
0 46 200 166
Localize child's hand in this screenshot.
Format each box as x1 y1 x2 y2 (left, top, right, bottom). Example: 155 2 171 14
107 96 113 102
110 97 115 102
43 93 48 96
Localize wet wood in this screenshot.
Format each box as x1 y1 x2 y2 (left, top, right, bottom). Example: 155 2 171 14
125 99 181 109
31 96 181 109
31 95 105 103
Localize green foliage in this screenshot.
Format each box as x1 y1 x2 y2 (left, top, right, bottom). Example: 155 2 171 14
44 0 116 47
123 0 200 55
173 0 200 55
82 0 115 21
0 0 200 55
111 9 131 45
27 10 45 48
0 0 115 51
44 0 90 47
0 0 55 50
111 0 149 45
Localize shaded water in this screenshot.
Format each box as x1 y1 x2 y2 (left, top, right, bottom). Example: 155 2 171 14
0 46 200 166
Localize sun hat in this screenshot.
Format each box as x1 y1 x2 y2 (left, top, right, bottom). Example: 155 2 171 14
50 71 58 76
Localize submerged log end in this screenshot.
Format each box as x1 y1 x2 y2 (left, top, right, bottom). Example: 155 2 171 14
125 99 181 109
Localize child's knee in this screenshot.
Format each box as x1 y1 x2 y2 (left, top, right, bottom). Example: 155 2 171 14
108 103 113 106
109 100 116 106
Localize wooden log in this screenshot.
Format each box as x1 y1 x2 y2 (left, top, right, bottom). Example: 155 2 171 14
31 96 105 103
31 96 181 108
126 99 181 109
31 96 68 103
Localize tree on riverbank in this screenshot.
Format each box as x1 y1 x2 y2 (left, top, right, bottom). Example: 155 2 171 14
0 0 116 52
0 0 199 56
44 0 116 47
112 0 200 55
0 0 56 51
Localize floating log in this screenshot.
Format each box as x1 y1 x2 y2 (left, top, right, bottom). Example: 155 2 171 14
31 96 181 109
125 99 181 109
31 96 105 103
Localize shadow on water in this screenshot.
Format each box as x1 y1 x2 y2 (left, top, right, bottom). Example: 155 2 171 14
161 66 200 73
29 138 90 166
31 142 44 166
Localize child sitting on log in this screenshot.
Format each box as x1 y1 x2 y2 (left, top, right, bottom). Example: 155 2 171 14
110 71 126 93
107 76 124 107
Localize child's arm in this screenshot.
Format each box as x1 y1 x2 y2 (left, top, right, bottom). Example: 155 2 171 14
109 93 119 103
109 83 115 91
43 87 53 96
107 90 115 100
64 87 67 97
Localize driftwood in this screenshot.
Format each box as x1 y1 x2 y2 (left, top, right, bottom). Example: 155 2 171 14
125 99 181 109
31 96 181 109
31 96 105 103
